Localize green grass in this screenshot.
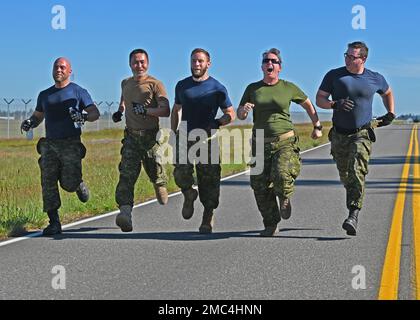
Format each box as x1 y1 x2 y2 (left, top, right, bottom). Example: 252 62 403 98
0 122 331 239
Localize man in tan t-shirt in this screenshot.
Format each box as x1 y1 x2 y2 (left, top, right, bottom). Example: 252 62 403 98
112 48 170 232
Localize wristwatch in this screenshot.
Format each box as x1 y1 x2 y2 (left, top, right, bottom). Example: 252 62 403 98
314 125 323 131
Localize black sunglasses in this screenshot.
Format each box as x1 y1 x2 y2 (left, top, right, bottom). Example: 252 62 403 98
262 58 281 64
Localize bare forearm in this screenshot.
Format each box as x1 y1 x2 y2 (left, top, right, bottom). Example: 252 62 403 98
85 105 100 122
171 109 180 132
218 108 235 126
382 91 395 114
316 93 334 110
146 106 170 118
301 99 321 126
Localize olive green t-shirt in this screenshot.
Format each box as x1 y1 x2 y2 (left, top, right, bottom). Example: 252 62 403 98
122 75 169 130
240 80 308 137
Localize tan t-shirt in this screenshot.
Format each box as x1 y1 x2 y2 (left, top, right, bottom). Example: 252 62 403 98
122 75 169 130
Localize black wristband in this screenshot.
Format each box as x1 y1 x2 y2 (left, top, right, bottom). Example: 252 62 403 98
314 125 323 131
29 115 40 128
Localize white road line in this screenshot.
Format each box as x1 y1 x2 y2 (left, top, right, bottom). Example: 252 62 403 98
0 142 331 248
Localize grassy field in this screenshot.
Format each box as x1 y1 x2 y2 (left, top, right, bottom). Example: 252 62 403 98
0 122 331 239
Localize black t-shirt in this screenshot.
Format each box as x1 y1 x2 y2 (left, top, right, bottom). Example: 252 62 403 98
36 83 94 139
319 67 389 129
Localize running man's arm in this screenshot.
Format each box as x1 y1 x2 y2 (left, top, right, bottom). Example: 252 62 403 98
300 98 321 127
316 90 335 110
144 96 170 118
300 98 322 139
218 106 236 126
237 103 254 120
84 104 100 122
21 110 44 132
118 94 125 113
171 103 182 132
30 111 45 126
380 88 395 115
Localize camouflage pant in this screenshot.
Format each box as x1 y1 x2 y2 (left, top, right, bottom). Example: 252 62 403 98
329 127 374 210
115 129 167 207
174 138 221 210
37 137 86 212
250 135 301 227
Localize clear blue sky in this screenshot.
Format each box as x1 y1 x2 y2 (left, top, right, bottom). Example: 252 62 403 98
0 0 419 116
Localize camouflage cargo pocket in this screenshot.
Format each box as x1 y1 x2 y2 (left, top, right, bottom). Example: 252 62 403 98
36 137 47 155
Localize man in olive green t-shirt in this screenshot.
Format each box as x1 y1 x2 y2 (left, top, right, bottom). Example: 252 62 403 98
112 48 170 232
237 48 322 237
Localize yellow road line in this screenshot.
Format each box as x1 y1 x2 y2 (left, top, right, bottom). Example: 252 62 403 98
413 125 420 299
378 126 416 300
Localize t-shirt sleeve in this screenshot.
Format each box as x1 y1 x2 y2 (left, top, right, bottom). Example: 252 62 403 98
155 81 168 98
319 70 334 94
239 85 252 107
78 88 94 110
376 73 389 95
35 93 44 112
154 81 169 109
290 83 308 104
218 85 232 109
174 82 182 105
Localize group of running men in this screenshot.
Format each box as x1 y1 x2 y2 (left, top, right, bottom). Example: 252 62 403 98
21 41 395 238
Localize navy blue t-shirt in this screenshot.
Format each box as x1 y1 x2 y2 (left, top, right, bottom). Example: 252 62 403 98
319 67 389 129
175 76 232 132
35 82 94 139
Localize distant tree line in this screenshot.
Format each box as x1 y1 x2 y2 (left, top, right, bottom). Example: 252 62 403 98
397 114 420 122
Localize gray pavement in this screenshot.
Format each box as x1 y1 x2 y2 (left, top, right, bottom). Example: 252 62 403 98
0 125 416 300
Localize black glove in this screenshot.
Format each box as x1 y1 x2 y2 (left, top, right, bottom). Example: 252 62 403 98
20 119 33 133
332 98 355 112
112 111 123 123
20 115 40 133
69 108 88 124
133 103 147 116
377 112 396 127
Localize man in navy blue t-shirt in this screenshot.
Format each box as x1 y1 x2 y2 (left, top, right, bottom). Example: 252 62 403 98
21 57 100 236
316 41 395 236
171 48 235 234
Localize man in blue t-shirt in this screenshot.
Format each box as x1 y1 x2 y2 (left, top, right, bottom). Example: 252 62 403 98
21 57 100 236
171 48 235 234
316 41 396 236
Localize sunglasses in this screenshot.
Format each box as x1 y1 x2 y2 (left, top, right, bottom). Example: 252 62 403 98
344 53 364 61
262 58 281 64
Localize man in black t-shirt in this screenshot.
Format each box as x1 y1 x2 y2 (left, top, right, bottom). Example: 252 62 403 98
21 57 100 236
316 41 395 236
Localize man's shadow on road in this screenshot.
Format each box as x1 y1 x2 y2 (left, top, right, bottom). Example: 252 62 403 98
46 227 350 242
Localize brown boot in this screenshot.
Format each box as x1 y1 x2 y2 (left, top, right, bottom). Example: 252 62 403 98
182 188 198 220
199 208 214 234
154 184 168 205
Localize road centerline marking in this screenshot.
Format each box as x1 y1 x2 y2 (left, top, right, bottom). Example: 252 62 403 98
378 126 415 300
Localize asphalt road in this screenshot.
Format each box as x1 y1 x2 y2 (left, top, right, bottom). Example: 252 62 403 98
0 124 418 300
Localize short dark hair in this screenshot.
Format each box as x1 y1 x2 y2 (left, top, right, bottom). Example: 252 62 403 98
191 48 211 61
348 41 369 58
262 48 282 63
129 49 149 63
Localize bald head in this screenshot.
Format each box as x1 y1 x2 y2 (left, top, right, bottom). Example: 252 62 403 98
53 57 72 87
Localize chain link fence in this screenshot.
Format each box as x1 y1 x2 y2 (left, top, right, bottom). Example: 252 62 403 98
0 98 331 139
